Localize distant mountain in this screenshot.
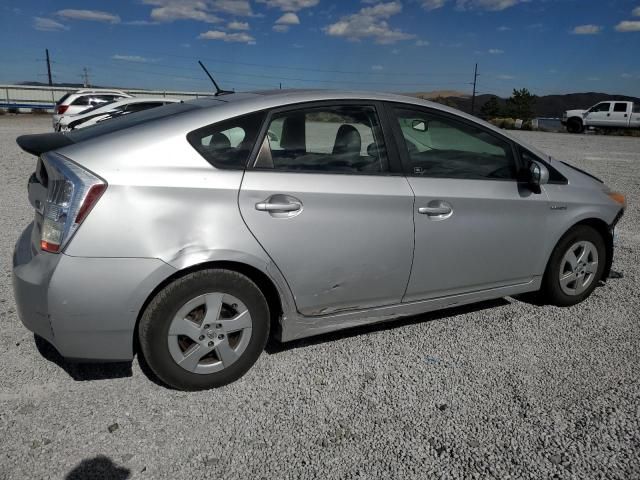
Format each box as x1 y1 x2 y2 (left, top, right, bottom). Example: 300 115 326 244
413 91 640 118
18 81 103 89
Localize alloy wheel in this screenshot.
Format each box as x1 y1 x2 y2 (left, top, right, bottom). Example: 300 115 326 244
558 240 599 296
167 293 252 374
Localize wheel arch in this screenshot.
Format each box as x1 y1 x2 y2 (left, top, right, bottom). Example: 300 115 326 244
546 217 613 281
133 260 286 356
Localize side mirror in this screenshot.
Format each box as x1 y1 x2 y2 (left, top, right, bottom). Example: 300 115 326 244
528 161 549 192
411 119 428 132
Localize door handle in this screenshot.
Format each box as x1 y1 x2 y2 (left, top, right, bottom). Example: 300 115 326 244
256 202 301 212
418 206 452 215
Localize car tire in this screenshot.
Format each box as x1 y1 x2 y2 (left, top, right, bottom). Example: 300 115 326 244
541 225 606 307
138 269 270 390
566 118 584 134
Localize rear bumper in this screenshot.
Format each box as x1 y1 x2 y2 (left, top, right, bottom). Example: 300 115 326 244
13 223 176 361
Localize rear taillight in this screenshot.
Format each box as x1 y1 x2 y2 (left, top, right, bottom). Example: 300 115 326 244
39 154 107 253
56 105 69 114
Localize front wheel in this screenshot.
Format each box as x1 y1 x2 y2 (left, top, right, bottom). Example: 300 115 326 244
566 118 584 134
540 226 606 307
138 269 270 390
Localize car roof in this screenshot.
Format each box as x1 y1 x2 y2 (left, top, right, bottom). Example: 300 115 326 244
106 97 180 107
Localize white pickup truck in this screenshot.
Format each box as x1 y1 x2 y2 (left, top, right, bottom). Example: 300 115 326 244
562 100 640 133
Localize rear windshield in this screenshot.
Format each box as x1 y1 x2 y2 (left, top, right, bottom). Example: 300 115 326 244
78 101 116 115
56 92 72 106
66 102 199 143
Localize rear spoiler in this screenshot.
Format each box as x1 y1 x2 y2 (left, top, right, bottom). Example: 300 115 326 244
16 133 74 156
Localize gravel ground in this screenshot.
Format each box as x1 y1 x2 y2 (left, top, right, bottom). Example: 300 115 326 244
0 116 638 480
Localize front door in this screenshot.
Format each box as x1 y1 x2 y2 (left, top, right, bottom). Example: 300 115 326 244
584 102 612 127
387 104 550 302
239 102 414 316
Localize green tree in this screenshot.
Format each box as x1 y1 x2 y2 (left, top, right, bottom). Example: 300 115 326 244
505 88 536 120
479 96 501 119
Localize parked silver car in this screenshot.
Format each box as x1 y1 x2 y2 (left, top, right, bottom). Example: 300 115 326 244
13 90 626 390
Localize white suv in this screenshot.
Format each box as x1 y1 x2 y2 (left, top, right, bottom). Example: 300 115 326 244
52 89 132 131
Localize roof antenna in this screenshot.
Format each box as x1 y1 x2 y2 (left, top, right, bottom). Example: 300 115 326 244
198 60 234 96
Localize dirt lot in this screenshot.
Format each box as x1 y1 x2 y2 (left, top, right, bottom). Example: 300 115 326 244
0 115 638 479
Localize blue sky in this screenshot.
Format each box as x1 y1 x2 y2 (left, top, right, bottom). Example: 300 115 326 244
1 0 639 97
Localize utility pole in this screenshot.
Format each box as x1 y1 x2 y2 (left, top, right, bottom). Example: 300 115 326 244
45 49 53 86
470 63 479 116
279 82 282 90
81 67 90 88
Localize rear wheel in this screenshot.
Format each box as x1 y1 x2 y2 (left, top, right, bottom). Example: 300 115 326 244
139 269 269 390
541 226 605 306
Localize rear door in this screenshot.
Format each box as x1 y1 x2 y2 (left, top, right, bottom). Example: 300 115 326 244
609 102 631 127
386 104 551 302
238 102 414 316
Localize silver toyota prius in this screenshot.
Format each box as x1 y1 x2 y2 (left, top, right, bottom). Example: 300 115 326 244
13 90 626 390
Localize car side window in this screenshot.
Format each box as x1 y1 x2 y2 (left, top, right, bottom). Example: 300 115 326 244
393 107 517 180
613 103 628 113
71 96 91 106
590 103 611 113
187 112 266 169
254 105 388 174
125 102 162 113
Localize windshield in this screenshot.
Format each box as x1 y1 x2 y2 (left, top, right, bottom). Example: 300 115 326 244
66 102 199 143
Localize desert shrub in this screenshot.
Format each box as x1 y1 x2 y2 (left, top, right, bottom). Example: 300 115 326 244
7 107 19 114
502 118 516 130
0 109 5 115
31 108 49 115
522 120 533 131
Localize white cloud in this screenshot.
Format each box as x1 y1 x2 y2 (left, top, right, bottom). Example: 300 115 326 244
488 48 504 54
421 0 524 10
125 20 161 26
324 2 415 44
256 0 319 12
144 1 221 23
212 0 253 16
273 24 289 32
497 25 510 31
421 0 446 9
112 54 158 63
415 39 430 46
571 24 601 35
621 73 633 78
615 20 640 32
497 74 515 80
587 77 600 81
56 9 120 23
371 65 384 71
228 20 249 30
33 17 69 31
457 0 522 10
199 29 256 43
276 12 300 24
633 6 640 16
